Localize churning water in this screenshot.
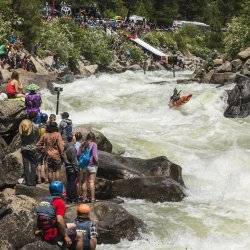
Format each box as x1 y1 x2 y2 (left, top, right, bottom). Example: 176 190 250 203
43 70 250 250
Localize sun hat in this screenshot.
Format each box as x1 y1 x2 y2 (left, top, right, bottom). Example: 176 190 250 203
26 83 40 92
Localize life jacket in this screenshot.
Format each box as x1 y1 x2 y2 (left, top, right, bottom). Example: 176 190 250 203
79 144 92 169
36 196 60 233
75 219 93 250
25 93 41 118
5 81 16 96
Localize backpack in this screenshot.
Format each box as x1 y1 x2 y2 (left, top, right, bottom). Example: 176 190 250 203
65 120 72 139
79 145 92 169
36 196 59 232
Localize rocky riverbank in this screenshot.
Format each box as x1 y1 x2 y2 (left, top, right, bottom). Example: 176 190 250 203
0 99 186 249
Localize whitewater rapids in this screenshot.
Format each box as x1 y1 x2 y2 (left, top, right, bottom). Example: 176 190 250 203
43 70 250 250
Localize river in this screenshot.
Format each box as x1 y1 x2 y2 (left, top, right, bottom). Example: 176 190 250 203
43 70 250 250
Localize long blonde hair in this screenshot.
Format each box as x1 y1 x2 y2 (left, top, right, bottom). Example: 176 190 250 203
19 119 33 135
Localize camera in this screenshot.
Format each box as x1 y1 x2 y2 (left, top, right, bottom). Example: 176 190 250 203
54 86 63 92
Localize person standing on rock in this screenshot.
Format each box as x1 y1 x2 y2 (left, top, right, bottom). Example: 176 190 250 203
35 181 83 249
19 119 39 186
59 112 73 142
65 134 79 203
25 83 42 124
79 132 98 203
37 122 66 182
75 204 97 250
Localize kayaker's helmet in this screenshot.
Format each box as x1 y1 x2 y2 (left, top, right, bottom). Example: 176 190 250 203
76 204 91 217
49 181 64 196
41 113 48 124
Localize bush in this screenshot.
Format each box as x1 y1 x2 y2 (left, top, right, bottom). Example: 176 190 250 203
224 17 250 59
36 18 114 67
122 42 146 63
0 15 12 45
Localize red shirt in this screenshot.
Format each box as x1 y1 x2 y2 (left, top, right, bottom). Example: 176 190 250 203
43 198 66 242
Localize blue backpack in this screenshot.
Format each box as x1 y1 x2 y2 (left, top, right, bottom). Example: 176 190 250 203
79 146 92 169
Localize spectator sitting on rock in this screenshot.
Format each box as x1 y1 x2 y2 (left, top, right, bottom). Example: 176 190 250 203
35 181 83 249
5 71 25 98
75 204 97 250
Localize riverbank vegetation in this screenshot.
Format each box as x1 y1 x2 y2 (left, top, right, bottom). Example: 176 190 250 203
0 0 249 66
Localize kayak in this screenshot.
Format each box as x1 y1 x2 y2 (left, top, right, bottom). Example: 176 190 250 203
169 94 192 108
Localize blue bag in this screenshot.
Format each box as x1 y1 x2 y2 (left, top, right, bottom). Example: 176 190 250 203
79 146 92 169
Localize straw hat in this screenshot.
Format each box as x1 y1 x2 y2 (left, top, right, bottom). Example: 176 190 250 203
19 119 33 135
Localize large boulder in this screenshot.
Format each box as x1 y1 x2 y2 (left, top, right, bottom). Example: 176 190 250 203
0 136 8 160
74 126 113 153
242 59 250 76
20 241 60 250
0 150 23 189
0 194 37 249
98 151 184 186
231 59 243 72
224 80 250 118
128 64 142 71
65 201 146 244
0 99 26 136
209 72 236 84
213 58 223 66
112 177 185 202
238 47 250 61
216 61 232 73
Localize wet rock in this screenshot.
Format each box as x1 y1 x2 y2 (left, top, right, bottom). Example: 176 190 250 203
231 59 243 72
98 151 184 186
238 47 250 61
95 178 113 200
0 150 23 189
74 126 112 153
57 67 75 83
8 133 21 153
216 61 232 73
0 136 8 159
242 59 250 76
0 100 25 135
112 177 186 202
65 201 146 244
235 74 250 85
224 80 250 118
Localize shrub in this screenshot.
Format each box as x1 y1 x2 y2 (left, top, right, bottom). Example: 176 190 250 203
0 15 12 45
122 42 146 63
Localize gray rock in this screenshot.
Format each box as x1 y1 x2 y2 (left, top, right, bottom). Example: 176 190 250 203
231 59 243 72
238 47 250 60
74 126 112 153
213 58 223 66
0 150 23 189
216 61 232 73
224 80 250 118
98 151 184 186
20 241 60 250
209 72 236 84
128 64 141 71
0 100 25 135
242 59 250 76
112 177 186 202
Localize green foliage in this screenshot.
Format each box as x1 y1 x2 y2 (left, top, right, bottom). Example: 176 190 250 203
224 17 250 59
122 42 145 63
37 18 113 66
0 15 12 45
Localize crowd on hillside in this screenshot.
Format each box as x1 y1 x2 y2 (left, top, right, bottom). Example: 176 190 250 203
1 71 99 249
0 33 36 73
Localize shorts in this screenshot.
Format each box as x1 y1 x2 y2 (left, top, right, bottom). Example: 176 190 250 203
87 165 98 174
46 158 62 172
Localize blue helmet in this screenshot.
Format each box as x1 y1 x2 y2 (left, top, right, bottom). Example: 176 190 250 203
41 113 48 124
49 181 64 196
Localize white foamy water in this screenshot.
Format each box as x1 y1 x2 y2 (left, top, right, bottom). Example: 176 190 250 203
43 70 250 250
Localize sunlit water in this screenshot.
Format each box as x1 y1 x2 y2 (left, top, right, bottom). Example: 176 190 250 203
43 70 250 250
